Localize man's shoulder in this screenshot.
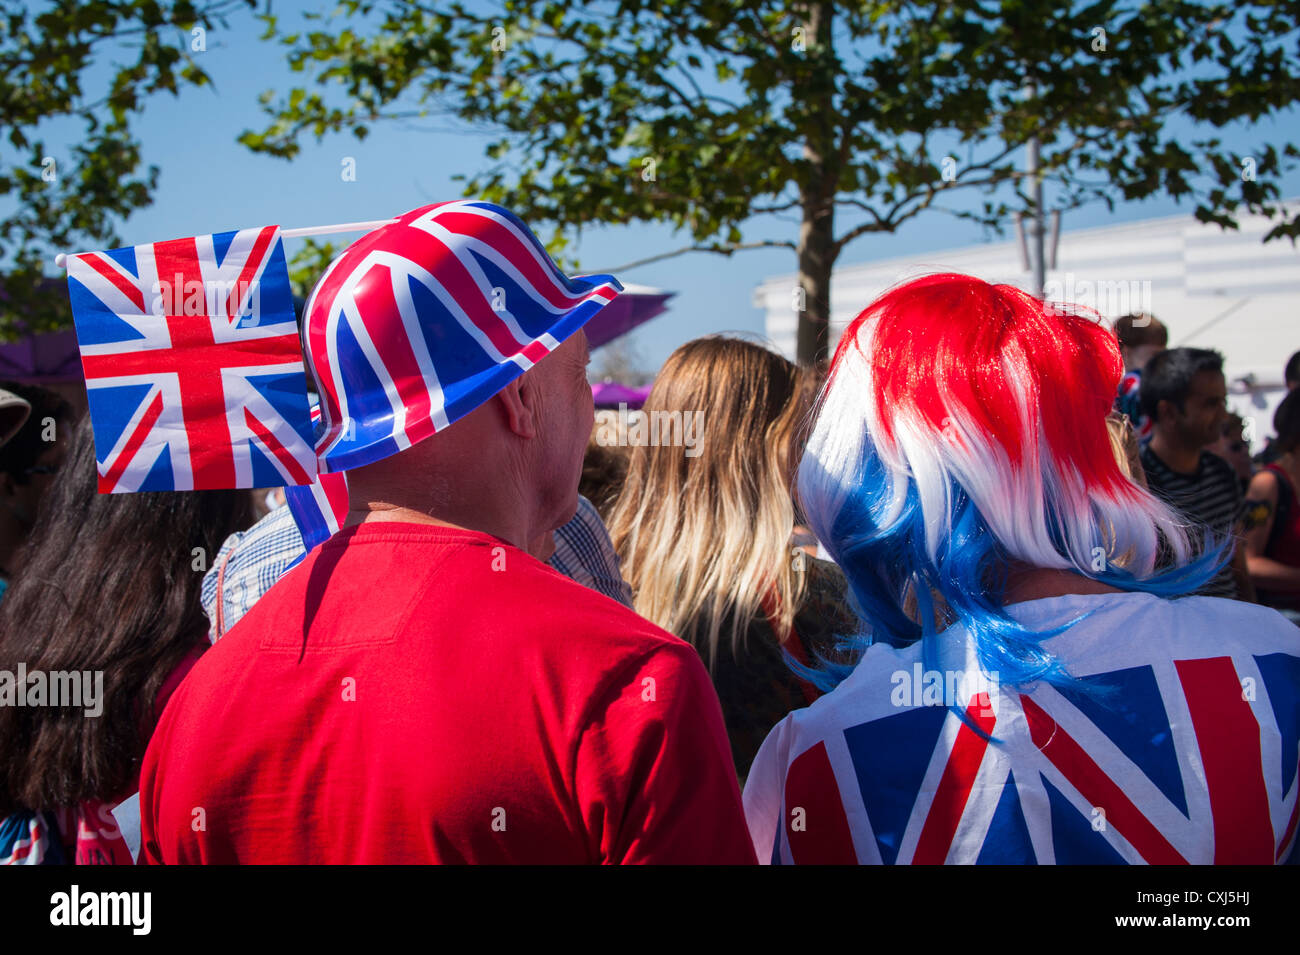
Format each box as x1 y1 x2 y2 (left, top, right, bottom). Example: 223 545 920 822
479 553 689 655
1138 442 1168 477
1198 450 1238 486
1140 446 1236 496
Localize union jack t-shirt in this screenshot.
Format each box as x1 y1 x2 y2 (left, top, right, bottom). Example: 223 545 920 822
743 591 1300 864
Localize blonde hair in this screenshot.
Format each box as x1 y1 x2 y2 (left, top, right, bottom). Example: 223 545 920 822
608 336 812 671
1106 410 1148 489
1102 410 1148 570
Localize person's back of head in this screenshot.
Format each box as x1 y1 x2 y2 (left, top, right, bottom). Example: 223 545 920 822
1273 389 1300 456
0 381 74 534
609 335 812 669
1285 350 1300 391
1113 313 1167 372
797 273 1220 693
0 415 253 816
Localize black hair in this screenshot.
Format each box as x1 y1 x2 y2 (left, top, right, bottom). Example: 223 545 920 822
1113 314 1168 351
0 415 254 815
0 382 74 484
1138 348 1224 424
1275 389 1300 455
1285 351 1300 388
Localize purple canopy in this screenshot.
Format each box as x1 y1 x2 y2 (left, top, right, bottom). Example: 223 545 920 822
591 382 652 409
0 328 83 382
584 286 674 350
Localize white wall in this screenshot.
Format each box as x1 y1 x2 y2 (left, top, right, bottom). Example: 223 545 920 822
755 202 1300 448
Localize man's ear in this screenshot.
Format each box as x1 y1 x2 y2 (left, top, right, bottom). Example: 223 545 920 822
495 376 538 439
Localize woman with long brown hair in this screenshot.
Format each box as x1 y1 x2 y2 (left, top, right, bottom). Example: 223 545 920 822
608 336 854 779
0 416 253 863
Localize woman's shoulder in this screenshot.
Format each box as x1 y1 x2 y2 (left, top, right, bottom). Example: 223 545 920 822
1247 466 1289 508
1250 464 1283 486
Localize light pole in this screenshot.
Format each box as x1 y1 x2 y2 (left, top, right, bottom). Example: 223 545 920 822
1025 77 1046 300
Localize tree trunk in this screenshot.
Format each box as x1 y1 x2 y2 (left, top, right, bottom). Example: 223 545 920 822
796 196 834 367
794 1 836 368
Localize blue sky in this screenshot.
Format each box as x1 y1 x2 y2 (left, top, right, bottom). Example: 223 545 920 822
39 3 1300 374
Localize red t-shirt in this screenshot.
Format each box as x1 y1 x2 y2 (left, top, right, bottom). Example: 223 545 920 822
139 522 756 864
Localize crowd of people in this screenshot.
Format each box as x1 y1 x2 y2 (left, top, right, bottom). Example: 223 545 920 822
0 201 1296 865
1114 315 1300 615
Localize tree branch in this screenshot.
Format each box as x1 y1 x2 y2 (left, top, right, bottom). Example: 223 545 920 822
593 238 796 273
673 60 744 111
833 196 886 225
751 198 802 214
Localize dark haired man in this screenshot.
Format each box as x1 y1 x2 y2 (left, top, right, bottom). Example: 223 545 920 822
1286 350 1300 392
1139 349 1254 600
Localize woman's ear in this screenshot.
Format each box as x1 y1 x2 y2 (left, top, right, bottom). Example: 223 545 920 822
495 376 539 439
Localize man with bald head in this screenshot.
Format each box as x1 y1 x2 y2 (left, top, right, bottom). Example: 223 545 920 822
139 203 754 864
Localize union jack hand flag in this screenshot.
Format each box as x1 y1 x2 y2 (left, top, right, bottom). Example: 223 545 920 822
66 227 316 493
744 595 1300 864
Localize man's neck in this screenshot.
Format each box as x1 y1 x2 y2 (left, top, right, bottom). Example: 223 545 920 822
1147 430 1202 475
344 501 528 550
1004 565 1123 605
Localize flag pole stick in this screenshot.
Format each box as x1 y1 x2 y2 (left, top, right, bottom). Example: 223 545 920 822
52 218 397 269
279 219 396 239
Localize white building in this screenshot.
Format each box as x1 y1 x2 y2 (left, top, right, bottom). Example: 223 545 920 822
754 202 1300 447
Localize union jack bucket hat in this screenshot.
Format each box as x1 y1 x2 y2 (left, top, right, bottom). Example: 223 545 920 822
302 200 622 473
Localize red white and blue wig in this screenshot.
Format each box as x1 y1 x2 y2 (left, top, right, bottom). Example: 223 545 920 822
796 273 1224 692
